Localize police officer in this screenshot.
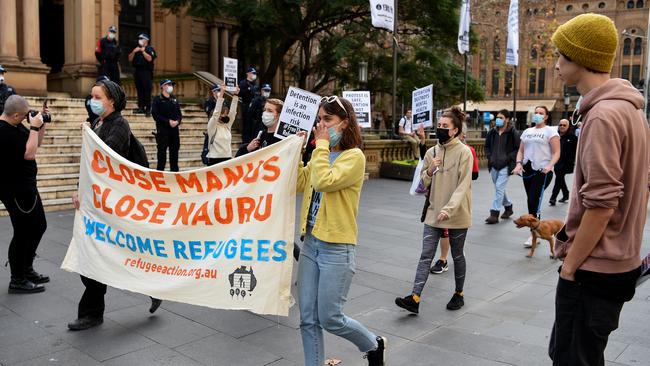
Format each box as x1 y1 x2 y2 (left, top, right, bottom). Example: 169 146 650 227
0 65 17 115
95 26 121 84
128 33 156 116
0 95 49 294
238 67 259 143
248 83 271 138
204 84 221 118
151 79 182 172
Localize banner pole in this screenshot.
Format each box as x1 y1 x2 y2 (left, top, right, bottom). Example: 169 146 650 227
392 0 398 138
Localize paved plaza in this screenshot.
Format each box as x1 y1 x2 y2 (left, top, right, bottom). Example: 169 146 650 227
0 172 648 366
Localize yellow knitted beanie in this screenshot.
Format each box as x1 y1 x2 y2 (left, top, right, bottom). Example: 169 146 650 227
551 14 618 73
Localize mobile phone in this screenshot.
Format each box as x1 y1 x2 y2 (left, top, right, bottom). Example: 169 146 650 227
256 130 263 140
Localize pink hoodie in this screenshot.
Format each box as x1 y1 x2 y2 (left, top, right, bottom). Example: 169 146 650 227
562 78 649 273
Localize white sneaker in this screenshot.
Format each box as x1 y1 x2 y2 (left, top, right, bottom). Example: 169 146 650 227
523 236 532 248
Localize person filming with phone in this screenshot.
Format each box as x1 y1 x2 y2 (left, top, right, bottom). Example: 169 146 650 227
0 95 49 294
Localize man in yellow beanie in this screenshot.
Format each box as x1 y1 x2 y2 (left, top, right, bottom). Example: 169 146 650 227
549 13 650 366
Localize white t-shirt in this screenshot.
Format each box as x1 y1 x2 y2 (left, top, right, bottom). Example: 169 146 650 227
399 116 413 133
521 126 559 170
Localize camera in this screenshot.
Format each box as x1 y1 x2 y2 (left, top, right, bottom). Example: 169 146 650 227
29 110 52 123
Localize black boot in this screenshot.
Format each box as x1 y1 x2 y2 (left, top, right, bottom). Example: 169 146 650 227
25 267 49 284
485 210 499 224
8 278 45 294
149 297 162 313
501 205 514 219
67 316 103 331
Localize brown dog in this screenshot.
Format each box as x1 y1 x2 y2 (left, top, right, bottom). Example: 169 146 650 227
513 214 564 259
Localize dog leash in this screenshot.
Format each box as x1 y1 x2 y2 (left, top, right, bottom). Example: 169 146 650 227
535 173 549 219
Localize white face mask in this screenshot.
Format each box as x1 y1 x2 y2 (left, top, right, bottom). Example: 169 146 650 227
262 91 270 98
165 86 174 94
108 33 116 40
262 111 276 127
0 76 4 84
250 74 257 81
138 39 145 47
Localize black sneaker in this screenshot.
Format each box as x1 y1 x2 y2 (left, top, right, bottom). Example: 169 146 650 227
149 297 162 313
67 316 103 331
25 268 50 284
549 199 556 206
365 336 387 366
559 197 569 203
430 259 449 274
446 292 464 310
395 294 419 314
8 278 45 294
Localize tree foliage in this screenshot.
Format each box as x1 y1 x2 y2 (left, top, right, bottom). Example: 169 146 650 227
161 0 484 106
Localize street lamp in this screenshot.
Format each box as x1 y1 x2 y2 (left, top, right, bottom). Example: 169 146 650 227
358 61 368 85
564 89 570 119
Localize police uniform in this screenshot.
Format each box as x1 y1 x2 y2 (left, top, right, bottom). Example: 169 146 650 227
95 27 121 84
151 80 182 171
238 67 259 143
248 84 271 138
131 34 156 114
0 65 17 115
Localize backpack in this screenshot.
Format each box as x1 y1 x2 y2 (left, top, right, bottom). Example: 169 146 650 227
127 133 149 168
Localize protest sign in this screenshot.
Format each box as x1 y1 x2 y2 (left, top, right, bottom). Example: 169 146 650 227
223 57 238 92
412 85 433 127
370 0 395 32
342 91 371 128
61 127 302 316
274 87 320 141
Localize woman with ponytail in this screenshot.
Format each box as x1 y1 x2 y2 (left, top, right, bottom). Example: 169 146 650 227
395 107 473 313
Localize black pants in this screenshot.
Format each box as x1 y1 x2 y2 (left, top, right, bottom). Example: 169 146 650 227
78 275 107 319
99 62 120 85
156 131 180 171
208 157 229 166
241 108 254 144
550 171 569 202
549 277 623 366
0 190 47 279
522 163 553 217
134 68 152 111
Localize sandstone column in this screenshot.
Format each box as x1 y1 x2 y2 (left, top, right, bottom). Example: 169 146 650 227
21 0 43 65
210 26 220 76
0 0 20 63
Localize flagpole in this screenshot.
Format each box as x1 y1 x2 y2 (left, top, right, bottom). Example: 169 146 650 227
463 53 468 113
513 66 517 124
392 0 398 138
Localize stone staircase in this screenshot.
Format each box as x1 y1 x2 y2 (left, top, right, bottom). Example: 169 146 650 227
0 97 242 216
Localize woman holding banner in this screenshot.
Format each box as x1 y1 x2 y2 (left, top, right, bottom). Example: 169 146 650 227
296 96 386 366
69 79 162 331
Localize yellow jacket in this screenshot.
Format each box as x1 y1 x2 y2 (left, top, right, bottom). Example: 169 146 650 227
297 139 366 244
206 96 238 158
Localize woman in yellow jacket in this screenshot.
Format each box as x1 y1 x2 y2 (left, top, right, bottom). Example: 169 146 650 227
395 107 473 313
296 96 386 366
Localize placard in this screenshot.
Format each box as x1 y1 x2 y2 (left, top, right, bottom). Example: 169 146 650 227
274 87 320 142
342 91 371 128
223 57 238 92
412 85 433 127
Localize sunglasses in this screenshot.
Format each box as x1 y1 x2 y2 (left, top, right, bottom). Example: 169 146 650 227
559 124 568 127
320 96 348 118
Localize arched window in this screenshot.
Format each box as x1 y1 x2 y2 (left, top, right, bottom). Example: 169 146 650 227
634 37 643 54
493 37 501 61
530 47 538 59
624 38 632 55
637 0 644 8
628 0 636 8
599 2 606 8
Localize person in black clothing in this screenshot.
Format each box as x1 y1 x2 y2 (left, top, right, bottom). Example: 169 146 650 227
151 79 182 172
85 76 110 122
69 80 161 331
0 65 17 115
549 119 577 206
0 95 49 294
238 67 259 143
95 26 121 84
128 33 156 116
484 109 520 224
247 83 271 137
203 84 221 118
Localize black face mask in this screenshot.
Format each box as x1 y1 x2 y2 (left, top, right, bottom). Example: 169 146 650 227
436 128 451 144
220 116 230 124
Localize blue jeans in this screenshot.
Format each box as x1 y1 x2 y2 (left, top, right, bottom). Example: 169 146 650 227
490 167 512 212
298 229 378 366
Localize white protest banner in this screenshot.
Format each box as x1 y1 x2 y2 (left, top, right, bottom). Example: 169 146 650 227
274 86 320 141
370 0 395 32
342 91 371 128
61 127 302 316
223 57 238 91
412 85 433 127
505 0 519 66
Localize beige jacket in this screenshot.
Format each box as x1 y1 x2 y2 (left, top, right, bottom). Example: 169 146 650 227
206 96 238 158
421 138 473 228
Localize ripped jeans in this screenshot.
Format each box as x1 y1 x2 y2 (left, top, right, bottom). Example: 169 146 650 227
412 225 468 295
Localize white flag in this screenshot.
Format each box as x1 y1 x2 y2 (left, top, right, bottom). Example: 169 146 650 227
370 0 395 32
505 0 519 66
458 0 471 54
